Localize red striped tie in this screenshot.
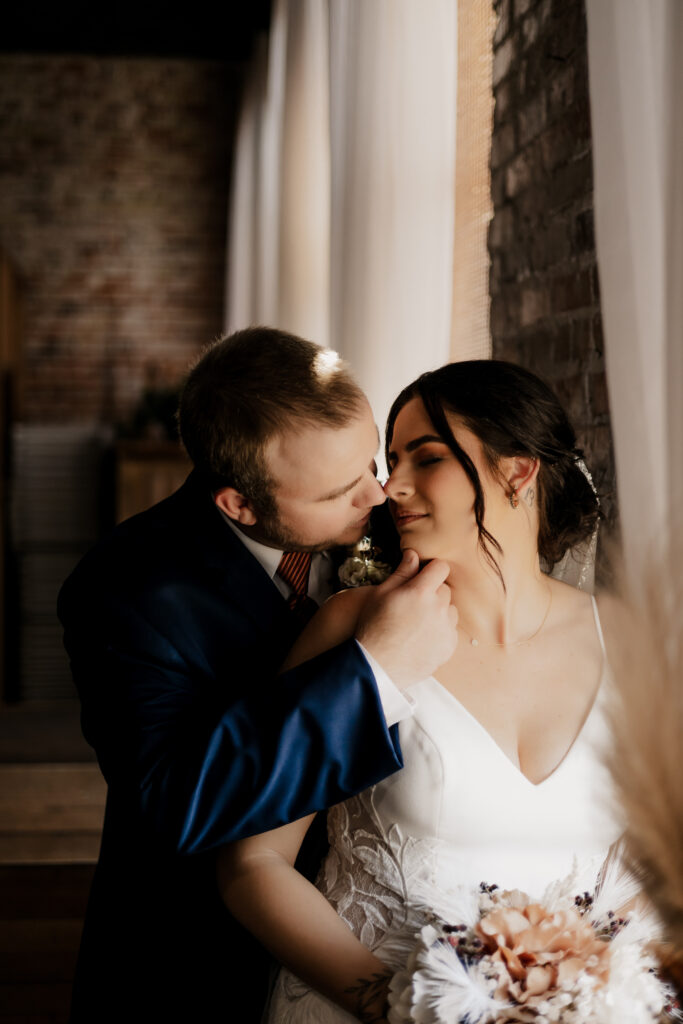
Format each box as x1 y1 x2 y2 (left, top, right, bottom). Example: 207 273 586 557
276 551 318 624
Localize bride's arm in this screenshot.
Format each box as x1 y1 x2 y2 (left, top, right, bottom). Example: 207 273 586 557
281 587 373 672
217 590 390 1022
217 815 390 1022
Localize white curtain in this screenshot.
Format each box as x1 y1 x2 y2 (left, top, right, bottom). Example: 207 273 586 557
225 0 457 442
586 0 683 576
226 2 329 340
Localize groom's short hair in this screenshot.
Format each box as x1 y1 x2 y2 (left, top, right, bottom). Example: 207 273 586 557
178 327 366 515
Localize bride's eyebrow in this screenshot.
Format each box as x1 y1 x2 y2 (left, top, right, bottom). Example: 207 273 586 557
405 434 445 452
387 434 446 465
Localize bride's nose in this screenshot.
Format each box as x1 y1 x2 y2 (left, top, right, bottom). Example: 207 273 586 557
383 467 414 500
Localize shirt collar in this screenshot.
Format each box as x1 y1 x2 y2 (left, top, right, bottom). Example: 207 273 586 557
221 512 284 580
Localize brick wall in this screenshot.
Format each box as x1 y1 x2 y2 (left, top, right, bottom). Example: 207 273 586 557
0 55 236 424
488 0 616 535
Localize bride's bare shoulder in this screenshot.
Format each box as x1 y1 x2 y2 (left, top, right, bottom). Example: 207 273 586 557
547 577 623 650
548 576 616 614
280 587 375 672
548 576 594 611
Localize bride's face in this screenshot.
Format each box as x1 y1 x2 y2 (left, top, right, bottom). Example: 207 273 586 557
385 397 503 562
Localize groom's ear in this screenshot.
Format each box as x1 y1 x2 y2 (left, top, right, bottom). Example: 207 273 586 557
213 487 258 526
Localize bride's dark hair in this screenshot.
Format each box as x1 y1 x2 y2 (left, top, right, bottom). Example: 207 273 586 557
385 360 600 577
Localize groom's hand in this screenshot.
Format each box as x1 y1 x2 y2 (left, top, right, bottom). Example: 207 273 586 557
354 549 458 688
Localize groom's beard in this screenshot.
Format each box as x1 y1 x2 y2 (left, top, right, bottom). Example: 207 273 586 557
254 507 370 554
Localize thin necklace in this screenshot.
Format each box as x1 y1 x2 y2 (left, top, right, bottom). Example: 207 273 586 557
459 583 553 648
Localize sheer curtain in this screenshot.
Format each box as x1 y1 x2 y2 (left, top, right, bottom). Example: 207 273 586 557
225 0 457 438
226 2 329 341
586 0 683 575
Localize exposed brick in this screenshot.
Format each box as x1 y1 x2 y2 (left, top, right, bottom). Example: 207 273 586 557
494 79 515 125
550 269 593 313
0 54 236 424
553 372 588 427
519 281 551 326
488 203 516 251
493 336 523 363
574 209 595 253
494 0 512 47
521 12 541 50
490 286 522 337
548 152 593 212
546 0 583 62
490 120 516 170
547 322 574 364
588 371 610 418
493 35 516 88
514 0 534 17
571 315 595 358
491 167 507 208
489 253 504 294
514 182 550 226
540 121 576 173
548 63 576 117
529 216 572 271
490 294 509 339
517 92 547 146
488 0 616 547
591 261 602 305
509 331 549 365
505 149 534 197
592 314 604 357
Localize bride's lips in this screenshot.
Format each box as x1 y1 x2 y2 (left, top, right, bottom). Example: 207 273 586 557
394 511 428 529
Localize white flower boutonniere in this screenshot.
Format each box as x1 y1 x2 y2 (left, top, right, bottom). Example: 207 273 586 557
338 535 392 588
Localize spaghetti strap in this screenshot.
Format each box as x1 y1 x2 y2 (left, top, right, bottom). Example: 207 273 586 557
590 594 607 658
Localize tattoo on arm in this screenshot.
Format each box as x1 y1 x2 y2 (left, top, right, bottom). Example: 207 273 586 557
345 970 391 1023
524 487 535 509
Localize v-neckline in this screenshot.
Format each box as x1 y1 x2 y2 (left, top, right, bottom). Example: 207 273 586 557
426 665 606 789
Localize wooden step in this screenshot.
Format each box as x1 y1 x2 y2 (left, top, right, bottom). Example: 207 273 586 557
0 764 105 865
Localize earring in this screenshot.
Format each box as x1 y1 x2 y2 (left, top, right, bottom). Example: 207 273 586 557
509 488 519 509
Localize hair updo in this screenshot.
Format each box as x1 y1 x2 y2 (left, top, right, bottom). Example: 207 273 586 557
385 360 600 574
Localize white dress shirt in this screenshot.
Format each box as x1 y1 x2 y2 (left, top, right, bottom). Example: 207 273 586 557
222 515 415 728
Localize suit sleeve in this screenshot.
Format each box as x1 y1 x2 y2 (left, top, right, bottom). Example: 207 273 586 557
58 586 403 855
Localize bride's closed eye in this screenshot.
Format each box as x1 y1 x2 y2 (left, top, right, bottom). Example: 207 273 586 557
417 457 443 467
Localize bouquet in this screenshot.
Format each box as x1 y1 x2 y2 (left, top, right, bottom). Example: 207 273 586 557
388 880 679 1024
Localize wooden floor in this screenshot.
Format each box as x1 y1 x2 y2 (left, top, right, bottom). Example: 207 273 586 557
0 864 94 1024
0 701 105 1024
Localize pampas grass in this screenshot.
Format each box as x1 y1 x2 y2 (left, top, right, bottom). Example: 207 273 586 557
601 551 683 992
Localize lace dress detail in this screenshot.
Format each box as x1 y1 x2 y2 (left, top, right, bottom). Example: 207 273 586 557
319 791 443 960
269 787 444 1023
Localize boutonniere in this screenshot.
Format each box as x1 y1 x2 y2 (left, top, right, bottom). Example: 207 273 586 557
338 535 392 588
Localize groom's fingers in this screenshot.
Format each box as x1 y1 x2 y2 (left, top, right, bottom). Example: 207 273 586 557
375 549 420 589
355 556 458 688
377 552 450 593
405 557 450 593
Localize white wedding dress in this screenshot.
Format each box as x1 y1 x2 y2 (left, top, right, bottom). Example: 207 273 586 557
267 596 622 1023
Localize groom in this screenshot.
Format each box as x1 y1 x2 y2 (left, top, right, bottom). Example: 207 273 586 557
58 327 457 1023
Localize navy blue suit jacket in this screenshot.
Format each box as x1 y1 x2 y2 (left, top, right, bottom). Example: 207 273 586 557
58 472 403 1023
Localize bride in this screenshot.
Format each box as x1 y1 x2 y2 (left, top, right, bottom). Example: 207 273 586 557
217 360 623 1022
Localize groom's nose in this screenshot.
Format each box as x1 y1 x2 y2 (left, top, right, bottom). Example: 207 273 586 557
357 471 386 508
